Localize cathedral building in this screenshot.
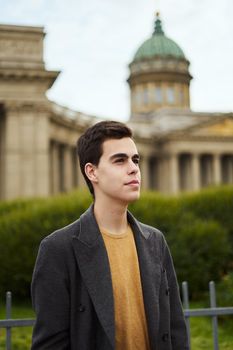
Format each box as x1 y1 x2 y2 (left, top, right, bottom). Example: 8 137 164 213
0 14 233 200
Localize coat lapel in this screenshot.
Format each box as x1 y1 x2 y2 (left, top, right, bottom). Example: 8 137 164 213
128 212 161 350
72 205 115 348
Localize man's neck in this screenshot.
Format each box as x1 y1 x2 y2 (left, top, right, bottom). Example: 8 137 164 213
94 198 128 235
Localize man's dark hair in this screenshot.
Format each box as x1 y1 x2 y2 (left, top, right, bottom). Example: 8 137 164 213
77 120 132 196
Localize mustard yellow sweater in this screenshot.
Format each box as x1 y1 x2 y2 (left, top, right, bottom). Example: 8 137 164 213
101 225 150 350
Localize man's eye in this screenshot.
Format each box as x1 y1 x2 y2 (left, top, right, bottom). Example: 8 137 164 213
115 158 124 163
133 158 140 164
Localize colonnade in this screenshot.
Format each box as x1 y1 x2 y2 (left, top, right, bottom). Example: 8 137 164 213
142 152 233 194
49 140 85 195
48 143 233 195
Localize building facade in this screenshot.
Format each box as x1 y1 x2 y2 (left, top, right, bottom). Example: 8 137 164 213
0 15 233 200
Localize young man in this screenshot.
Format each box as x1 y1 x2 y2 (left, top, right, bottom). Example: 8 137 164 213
31 121 189 350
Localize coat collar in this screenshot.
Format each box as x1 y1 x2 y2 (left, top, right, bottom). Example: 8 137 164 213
76 204 151 246
72 204 160 350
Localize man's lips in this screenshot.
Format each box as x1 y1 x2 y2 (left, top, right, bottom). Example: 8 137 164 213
125 180 140 185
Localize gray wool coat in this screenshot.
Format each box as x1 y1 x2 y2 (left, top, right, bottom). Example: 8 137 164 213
31 205 189 350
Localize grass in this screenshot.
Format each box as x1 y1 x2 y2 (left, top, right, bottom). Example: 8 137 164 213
0 302 233 349
190 316 233 349
188 301 233 350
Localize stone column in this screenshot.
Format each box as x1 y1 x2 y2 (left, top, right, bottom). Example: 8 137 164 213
34 109 50 197
184 84 190 108
77 159 86 188
71 147 78 188
4 106 22 199
63 145 73 192
156 158 162 192
4 102 51 200
191 153 201 191
140 155 149 190
158 156 170 194
157 157 166 193
50 141 60 194
213 153 221 185
170 153 179 194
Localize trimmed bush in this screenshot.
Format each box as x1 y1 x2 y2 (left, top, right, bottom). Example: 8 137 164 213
130 192 231 298
0 186 232 300
0 190 92 299
216 271 233 307
180 186 233 228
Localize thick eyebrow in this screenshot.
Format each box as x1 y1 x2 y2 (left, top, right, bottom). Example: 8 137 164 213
109 153 140 161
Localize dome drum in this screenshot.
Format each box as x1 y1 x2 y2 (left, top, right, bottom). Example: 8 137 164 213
129 58 190 76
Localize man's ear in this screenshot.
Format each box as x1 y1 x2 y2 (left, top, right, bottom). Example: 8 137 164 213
84 163 98 183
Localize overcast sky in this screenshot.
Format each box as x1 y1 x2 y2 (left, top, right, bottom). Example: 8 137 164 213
0 0 232 121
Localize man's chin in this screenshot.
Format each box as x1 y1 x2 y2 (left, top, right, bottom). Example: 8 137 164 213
126 192 140 203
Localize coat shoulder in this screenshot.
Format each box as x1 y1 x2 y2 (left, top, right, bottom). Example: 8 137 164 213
136 219 169 253
41 217 81 247
137 220 164 240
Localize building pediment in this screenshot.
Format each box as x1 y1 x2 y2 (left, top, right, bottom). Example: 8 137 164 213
164 114 233 139
187 116 233 137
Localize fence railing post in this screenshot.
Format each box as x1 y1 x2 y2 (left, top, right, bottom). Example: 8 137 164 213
6 291 12 350
209 281 219 350
182 281 191 349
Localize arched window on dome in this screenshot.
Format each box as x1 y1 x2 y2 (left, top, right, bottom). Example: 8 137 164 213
135 91 141 106
132 90 141 107
131 91 136 106
180 89 184 105
143 88 149 105
166 87 175 104
154 86 162 104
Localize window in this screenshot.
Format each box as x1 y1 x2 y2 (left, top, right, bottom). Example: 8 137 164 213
155 87 162 103
180 90 184 104
143 88 149 105
133 91 141 106
166 87 175 104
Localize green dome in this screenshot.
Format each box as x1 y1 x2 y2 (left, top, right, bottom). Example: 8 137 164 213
134 15 186 61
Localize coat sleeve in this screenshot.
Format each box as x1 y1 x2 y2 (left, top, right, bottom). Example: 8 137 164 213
161 236 190 350
31 237 70 350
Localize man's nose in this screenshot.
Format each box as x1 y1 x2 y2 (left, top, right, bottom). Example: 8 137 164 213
128 160 139 174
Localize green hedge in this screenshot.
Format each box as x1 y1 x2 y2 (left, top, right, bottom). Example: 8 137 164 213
180 186 233 231
0 186 232 300
216 271 233 307
179 186 233 263
130 191 231 298
0 191 92 299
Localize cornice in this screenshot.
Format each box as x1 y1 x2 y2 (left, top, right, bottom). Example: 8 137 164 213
0 68 59 84
132 132 155 145
49 112 91 133
128 71 192 86
0 24 45 35
160 133 233 143
129 56 190 69
3 100 51 113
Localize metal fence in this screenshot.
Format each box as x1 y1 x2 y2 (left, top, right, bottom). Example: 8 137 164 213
0 291 35 350
0 281 233 350
182 281 233 350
